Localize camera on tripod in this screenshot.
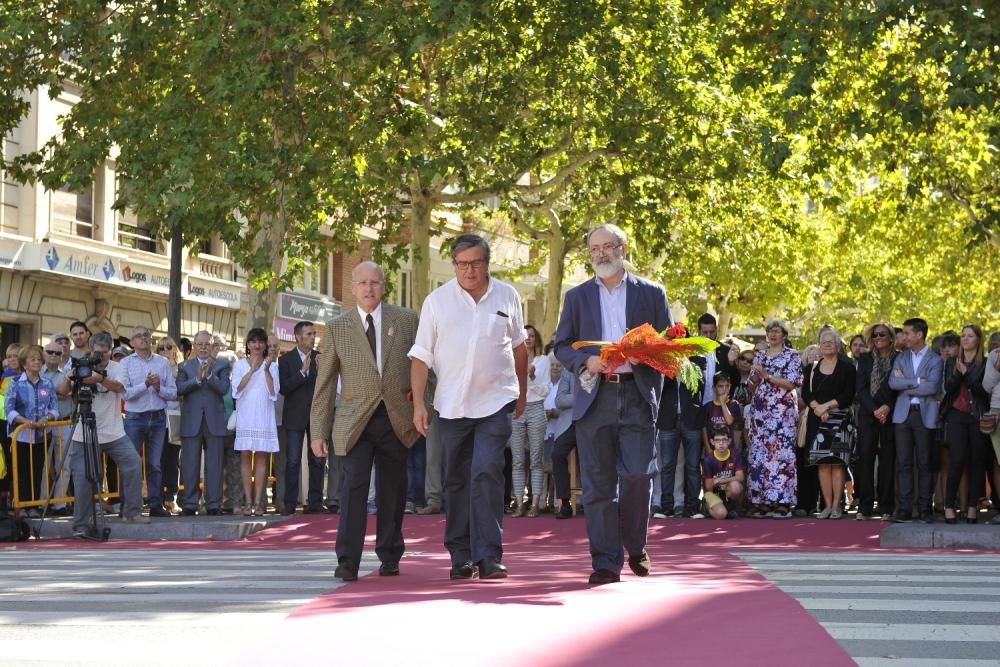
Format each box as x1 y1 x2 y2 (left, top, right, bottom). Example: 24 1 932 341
70 351 104 380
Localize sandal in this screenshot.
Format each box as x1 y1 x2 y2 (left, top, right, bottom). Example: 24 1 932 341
242 505 252 517
256 502 267 516
526 505 540 518
771 505 793 520
512 504 526 518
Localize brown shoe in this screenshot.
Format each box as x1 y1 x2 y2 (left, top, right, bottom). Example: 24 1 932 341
416 504 442 515
511 504 527 518
627 551 651 577
525 504 540 518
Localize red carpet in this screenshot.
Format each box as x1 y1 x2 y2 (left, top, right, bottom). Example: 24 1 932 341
24 516 984 666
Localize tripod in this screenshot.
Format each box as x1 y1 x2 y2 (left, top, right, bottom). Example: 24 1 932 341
32 386 110 541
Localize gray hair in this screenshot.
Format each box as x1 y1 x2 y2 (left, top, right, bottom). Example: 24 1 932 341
90 332 114 350
351 261 386 282
585 223 628 248
449 234 491 264
765 319 789 336
194 330 213 343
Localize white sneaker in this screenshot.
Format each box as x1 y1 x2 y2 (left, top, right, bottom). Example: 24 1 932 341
816 508 832 519
690 512 705 519
652 511 667 519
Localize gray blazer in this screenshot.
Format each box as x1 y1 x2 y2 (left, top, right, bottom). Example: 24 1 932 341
176 357 231 438
888 348 943 428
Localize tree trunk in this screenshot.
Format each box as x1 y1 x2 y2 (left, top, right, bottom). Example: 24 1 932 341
246 210 286 331
409 186 434 314
542 233 567 341
167 221 183 342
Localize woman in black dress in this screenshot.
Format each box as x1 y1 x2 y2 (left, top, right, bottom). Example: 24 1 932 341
802 327 857 519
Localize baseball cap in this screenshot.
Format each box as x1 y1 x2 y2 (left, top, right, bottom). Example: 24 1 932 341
111 346 130 359
51 332 70 343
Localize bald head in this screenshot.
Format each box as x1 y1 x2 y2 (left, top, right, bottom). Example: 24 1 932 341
351 261 386 314
352 261 385 282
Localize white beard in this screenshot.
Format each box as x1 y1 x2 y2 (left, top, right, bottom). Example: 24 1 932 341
593 256 624 280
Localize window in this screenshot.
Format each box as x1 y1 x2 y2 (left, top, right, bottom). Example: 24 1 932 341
117 208 158 253
1 130 19 233
51 183 94 238
397 271 411 308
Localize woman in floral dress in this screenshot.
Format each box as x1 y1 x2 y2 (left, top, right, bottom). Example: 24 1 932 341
747 320 802 518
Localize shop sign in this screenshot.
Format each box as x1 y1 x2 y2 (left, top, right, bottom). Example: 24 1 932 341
0 239 35 270
277 292 340 323
272 317 297 343
187 276 242 310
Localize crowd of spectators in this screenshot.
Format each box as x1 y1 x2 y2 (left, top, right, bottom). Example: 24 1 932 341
2 310 1000 530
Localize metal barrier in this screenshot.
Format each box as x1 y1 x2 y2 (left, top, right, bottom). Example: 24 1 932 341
9 421 135 510
9 421 278 510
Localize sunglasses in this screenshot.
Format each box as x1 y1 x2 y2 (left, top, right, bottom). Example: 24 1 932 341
157 345 174 351
739 357 754 363
871 331 890 339
44 350 62 355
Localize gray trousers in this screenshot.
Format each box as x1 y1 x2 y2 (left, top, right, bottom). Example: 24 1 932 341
575 381 658 573
440 402 514 565
180 418 224 511
71 435 143 531
424 411 444 507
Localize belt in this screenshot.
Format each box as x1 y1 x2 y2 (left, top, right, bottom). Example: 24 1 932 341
605 373 635 384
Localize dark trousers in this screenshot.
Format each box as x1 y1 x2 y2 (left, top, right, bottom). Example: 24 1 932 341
335 405 409 567
856 412 896 516
552 425 577 500
575 381 657 574
181 418 225 511
439 402 514 565
945 411 987 510
406 436 427 507
283 426 324 509
895 409 935 515
795 445 820 512
161 435 180 503
15 441 45 504
658 427 702 512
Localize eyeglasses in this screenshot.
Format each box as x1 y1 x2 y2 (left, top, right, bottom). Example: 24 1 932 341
871 331 890 339
588 243 622 257
132 332 151 340
453 259 487 271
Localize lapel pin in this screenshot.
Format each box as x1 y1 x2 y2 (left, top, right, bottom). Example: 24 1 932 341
388 327 395 337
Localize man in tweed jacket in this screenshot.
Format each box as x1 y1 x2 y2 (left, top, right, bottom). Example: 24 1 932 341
311 261 420 580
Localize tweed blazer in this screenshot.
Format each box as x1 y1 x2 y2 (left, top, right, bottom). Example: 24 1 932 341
310 303 420 456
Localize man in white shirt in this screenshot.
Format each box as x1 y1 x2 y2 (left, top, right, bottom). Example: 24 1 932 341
69 333 148 538
410 235 528 580
120 325 177 517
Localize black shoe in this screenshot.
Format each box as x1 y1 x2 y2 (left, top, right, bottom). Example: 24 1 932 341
893 511 913 524
588 569 620 585
206 509 220 516
181 508 197 516
918 512 934 524
303 504 323 514
556 504 573 519
281 507 295 516
477 557 508 580
326 505 339 515
449 561 475 580
149 504 171 518
220 508 234 515
334 560 358 581
379 562 400 577
627 551 651 577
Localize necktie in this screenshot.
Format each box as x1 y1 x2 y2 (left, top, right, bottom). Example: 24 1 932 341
365 314 377 361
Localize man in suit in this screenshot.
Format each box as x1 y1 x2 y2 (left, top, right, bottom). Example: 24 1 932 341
409 235 528 581
279 321 324 514
311 261 420 581
176 331 232 515
889 317 943 524
554 223 672 585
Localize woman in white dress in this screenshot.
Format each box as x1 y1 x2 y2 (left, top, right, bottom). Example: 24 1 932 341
231 327 280 515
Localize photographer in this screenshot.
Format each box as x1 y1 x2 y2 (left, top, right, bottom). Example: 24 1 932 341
69 333 148 538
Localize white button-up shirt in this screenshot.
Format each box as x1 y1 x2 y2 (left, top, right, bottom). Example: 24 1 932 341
358 303 383 374
597 272 631 372
909 345 930 405
409 277 526 419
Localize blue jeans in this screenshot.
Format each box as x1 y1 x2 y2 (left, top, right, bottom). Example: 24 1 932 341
407 436 427 506
659 427 702 512
124 410 167 504
283 427 324 508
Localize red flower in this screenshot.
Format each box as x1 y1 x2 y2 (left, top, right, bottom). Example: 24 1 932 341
665 323 688 339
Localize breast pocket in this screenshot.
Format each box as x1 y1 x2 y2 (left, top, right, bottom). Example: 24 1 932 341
478 314 508 340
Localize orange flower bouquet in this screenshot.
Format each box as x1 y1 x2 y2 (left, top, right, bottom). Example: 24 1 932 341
571 323 719 393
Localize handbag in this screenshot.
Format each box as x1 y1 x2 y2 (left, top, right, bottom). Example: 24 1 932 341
980 413 999 435
226 406 238 432
808 408 853 465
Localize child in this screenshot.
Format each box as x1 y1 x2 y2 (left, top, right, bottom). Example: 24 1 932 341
702 428 746 520
703 372 744 451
